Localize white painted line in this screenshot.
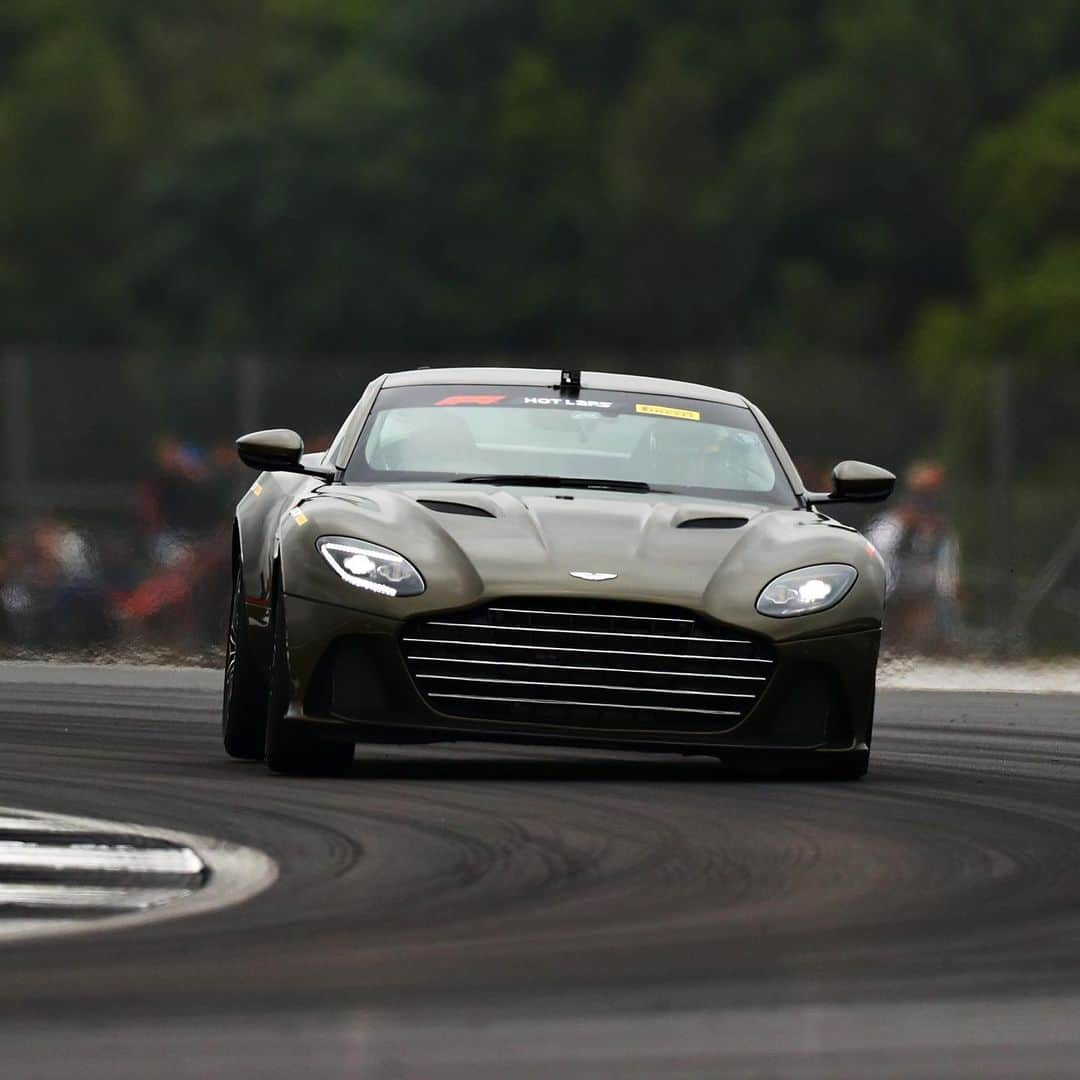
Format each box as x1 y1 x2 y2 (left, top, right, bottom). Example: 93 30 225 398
0 884 192 910
0 806 277 945
0 815 128 834
0 841 203 875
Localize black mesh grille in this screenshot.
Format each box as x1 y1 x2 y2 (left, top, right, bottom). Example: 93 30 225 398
401 598 774 732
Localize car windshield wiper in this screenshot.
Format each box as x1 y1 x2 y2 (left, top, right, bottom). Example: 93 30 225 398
453 474 658 494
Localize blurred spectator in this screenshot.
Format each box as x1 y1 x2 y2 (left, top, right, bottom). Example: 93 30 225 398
137 438 218 564
210 439 250 509
0 434 251 654
867 461 961 654
115 436 236 646
793 458 834 495
0 518 111 648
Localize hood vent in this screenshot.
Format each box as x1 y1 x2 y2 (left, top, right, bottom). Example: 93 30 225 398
677 516 748 530
417 499 496 518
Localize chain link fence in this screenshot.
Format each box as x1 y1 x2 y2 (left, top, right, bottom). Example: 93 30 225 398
1 349 1076 657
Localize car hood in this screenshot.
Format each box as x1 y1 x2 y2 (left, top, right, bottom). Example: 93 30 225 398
284 482 883 639
390 483 766 581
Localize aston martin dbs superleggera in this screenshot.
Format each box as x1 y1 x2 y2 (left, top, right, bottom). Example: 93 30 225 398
223 368 894 777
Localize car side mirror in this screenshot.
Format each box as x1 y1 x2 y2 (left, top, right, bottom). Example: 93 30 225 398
807 460 895 506
236 429 335 481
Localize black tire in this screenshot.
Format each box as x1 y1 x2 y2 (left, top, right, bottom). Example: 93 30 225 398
264 574 353 776
726 748 869 782
222 566 267 760
798 749 870 782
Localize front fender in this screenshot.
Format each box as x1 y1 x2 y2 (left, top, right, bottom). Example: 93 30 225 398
702 510 887 642
274 492 485 618
236 470 322 630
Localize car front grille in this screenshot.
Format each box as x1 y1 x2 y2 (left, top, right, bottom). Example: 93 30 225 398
401 598 774 732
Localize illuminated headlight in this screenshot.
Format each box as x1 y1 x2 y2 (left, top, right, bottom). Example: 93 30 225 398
317 537 425 597
756 564 857 618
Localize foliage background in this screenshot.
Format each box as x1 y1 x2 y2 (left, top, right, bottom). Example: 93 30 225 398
4 0 1080 360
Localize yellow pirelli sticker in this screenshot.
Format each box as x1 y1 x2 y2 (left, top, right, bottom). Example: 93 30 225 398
291 510 309 527
636 403 700 421
252 482 263 497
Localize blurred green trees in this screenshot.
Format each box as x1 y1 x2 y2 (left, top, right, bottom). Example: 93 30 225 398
914 78 1080 365
2 0 1080 359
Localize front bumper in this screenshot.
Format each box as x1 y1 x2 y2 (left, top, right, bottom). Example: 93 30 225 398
281 593 880 756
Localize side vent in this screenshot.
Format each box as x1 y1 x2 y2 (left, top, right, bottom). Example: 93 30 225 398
677 517 748 530
417 499 496 518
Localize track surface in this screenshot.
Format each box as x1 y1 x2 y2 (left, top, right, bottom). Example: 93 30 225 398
1 668 1079 1077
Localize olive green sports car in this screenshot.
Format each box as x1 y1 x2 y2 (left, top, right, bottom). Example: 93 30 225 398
223 368 894 778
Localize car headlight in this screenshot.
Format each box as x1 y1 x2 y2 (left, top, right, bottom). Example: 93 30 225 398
317 537 425 597
756 564 857 618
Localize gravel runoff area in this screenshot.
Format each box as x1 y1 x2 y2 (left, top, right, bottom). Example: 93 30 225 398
877 655 1080 694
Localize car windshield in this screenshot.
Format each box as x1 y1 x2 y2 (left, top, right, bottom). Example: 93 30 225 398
344 384 796 506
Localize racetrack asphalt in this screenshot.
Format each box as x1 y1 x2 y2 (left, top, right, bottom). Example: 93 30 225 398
0 666 1078 1077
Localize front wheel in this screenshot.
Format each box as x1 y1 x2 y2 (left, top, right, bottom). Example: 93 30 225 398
727 748 869 782
794 749 869 782
222 566 267 760
264 576 354 776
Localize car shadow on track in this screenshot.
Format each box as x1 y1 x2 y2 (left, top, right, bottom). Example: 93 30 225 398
219 748 871 784
219 745 869 785
333 750 839 784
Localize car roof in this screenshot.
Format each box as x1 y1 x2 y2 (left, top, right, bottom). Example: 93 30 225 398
380 367 749 408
